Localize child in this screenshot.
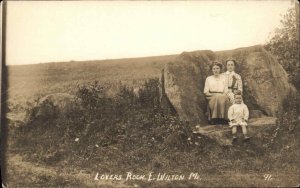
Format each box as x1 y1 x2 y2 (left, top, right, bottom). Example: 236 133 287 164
228 90 250 142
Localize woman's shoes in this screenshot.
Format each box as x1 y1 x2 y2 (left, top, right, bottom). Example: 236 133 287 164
210 119 228 125
221 119 229 125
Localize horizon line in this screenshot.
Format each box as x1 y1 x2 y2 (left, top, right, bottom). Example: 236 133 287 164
6 44 263 66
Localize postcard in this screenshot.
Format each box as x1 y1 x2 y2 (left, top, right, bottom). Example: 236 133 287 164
1 1 299 187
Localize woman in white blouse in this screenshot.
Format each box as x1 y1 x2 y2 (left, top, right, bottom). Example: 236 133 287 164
204 62 230 124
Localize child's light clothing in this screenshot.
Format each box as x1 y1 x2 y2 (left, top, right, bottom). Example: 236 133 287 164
228 103 249 128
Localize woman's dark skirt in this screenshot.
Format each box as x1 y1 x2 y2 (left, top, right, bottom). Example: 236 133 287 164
207 93 230 121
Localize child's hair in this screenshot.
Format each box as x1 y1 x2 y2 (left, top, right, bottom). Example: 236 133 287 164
234 90 242 98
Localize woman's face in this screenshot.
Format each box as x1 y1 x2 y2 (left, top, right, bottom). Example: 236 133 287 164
212 65 221 75
226 61 235 72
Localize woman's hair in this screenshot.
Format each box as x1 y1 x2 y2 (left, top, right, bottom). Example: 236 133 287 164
209 61 223 70
225 59 237 66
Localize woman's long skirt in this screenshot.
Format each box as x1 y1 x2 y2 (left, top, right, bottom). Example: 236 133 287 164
207 94 230 120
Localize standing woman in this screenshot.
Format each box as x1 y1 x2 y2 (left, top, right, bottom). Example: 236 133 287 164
204 62 230 124
223 60 243 104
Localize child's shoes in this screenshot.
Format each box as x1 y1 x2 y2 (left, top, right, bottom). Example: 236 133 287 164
232 137 238 144
243 136 250 142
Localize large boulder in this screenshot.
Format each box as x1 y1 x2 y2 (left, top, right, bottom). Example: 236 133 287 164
160 45 296 125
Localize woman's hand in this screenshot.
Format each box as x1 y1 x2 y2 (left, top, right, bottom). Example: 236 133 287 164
205 92 213 97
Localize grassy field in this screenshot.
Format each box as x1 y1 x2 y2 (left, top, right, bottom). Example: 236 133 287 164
5 55 176 123
4 55 300 187
6 54 176 100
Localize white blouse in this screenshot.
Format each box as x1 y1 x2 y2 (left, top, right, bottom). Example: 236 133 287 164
204 75 228 95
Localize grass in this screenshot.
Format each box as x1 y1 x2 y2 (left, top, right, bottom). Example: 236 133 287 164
5 75 300 187
4 53 300 187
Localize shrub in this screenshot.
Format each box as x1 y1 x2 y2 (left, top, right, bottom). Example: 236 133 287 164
138 78 160 110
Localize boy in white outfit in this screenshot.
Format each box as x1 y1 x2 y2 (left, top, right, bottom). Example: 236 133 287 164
228 90 250 142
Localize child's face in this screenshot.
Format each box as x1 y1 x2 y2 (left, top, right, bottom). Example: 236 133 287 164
234 95 243 104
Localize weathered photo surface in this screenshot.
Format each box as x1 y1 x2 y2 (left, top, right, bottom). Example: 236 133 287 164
2 1 300 187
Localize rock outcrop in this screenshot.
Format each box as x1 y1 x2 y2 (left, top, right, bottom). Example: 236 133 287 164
160 45 296 125
31 93 80 119
194 117 277 146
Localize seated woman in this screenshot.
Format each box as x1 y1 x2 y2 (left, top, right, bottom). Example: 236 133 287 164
204 62 230 125
223 59 243 104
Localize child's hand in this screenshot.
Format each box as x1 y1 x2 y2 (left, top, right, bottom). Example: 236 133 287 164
231 119 237 123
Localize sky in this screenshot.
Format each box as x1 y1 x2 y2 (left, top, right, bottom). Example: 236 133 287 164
5 1 295 65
